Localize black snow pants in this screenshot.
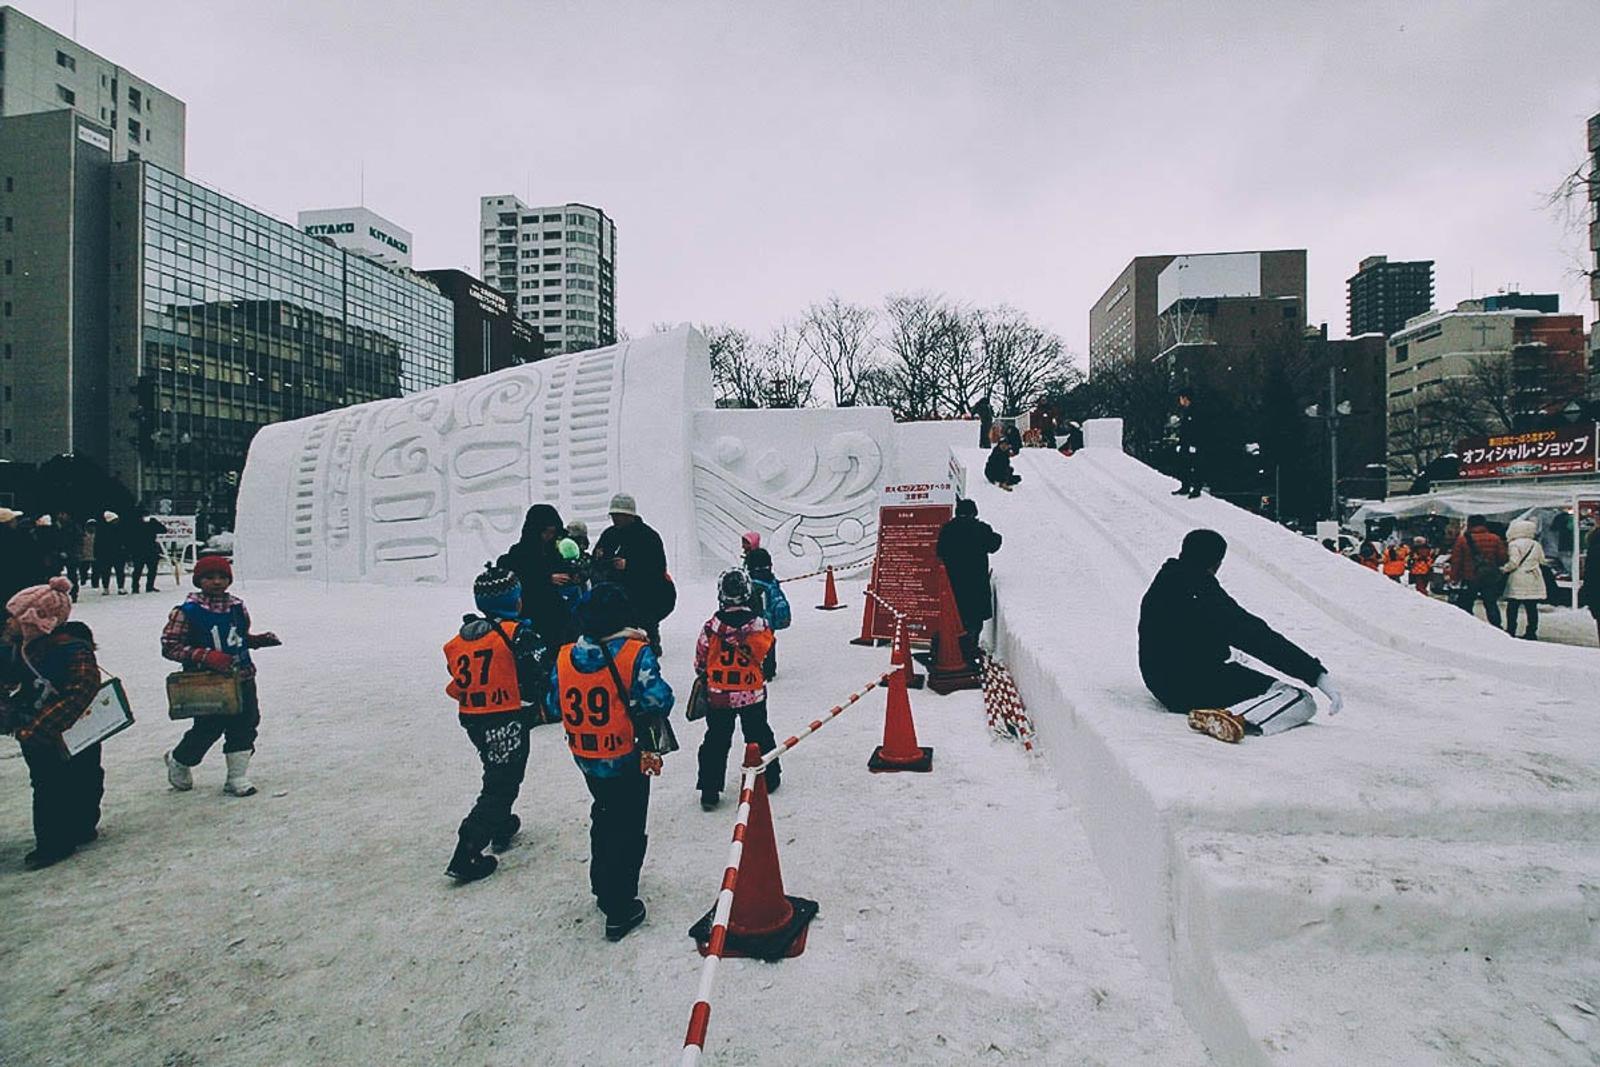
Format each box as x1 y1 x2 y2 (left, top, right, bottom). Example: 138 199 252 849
23 741 103 855
696 698 779 794
583 769 651 919
456 709 531 853
1150 662 1274 715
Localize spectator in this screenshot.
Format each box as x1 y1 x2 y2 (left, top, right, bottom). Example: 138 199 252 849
1170 389 1205 498
591 493 673 656
496 504 574 647
972 396 994 449
1501 519 1547 640
1448 514 1508 628
1580 526 1600 645
935 498 1003 663
94 512 127 595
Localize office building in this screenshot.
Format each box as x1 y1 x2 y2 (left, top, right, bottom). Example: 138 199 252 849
1088 254 1173 376
1589 113 1599 387
0 5 185 172
420 269 543 380
0 106 453 524
1088 249 1306 375
1385 295 1587 490
1347 255 1434 337
298 206 413 270
479 196 615 355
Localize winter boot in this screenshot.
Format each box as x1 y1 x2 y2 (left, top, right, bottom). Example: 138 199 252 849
700 789 720 811
764 760 782 795
165 750 194 791
223 750 257 797
1187 708 1246 744
605 898 646 941
446 841 498 883
491 814 521 853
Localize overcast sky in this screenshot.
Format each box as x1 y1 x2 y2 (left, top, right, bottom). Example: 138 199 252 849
24 0 1600 362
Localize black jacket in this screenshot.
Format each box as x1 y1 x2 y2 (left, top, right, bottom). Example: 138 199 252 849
126 517 163 563
592 518 670 622
936 516 1002 625
984 445 1016 485
1137 558 1324 711
496 504 572 643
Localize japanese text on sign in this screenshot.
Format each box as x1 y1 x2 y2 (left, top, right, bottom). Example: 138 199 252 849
1457 424 1598 480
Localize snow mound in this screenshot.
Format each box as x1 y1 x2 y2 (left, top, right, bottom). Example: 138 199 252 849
964 425 1600 1066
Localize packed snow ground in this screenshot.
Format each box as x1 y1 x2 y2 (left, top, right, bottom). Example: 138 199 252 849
1 576 1210 1066
968 444 1600 1067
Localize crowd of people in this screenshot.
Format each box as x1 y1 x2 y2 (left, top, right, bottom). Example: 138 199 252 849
0 507 170 606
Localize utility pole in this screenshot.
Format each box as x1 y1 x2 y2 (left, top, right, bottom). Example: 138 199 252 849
1305 365 1352 521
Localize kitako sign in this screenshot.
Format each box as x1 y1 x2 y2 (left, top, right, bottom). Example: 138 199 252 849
1457 424 1599 480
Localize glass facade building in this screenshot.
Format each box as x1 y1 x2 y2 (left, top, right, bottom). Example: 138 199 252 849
107 162 452 518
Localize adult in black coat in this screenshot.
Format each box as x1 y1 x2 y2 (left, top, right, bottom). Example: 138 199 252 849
984 442 1021 489
125 514 164 593
972 396 995 448
936 499 1002 659
496 503 574 645
1138 529 1340 716
1580 526 1600 644
591 492 671 654
1171 390 1205 498
0 509 42 611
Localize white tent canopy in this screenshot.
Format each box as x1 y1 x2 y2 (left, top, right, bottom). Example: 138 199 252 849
1350 479 1600 526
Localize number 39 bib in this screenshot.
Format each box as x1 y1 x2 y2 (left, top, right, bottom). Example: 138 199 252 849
555 640 644 760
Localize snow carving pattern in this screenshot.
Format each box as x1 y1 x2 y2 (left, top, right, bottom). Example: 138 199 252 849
692 429 882 575
271 357 624 583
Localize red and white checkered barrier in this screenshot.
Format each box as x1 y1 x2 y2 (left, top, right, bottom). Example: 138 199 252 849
979 654 1036 753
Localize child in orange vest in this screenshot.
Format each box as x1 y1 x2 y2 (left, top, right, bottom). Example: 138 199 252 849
441 563 546 883
694 569 779 811
543 583 676 941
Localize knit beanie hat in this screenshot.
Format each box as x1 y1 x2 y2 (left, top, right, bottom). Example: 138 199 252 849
745 547 773 573
557 538 581 562
6 576 74 641
718 568 754 608
473 562 522 619
741 531 761 552
192 554 233 586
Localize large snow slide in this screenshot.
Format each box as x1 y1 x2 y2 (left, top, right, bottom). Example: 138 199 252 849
960 428 1600 1066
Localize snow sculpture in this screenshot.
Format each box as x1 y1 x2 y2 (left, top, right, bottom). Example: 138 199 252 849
688 408 896 574
235 326 909 584
236 327 711 583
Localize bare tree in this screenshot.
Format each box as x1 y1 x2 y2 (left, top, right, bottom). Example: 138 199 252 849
688 322 766 408
799 295 880 406
755 322 818 409
877 292 981 419
974 305 1071 416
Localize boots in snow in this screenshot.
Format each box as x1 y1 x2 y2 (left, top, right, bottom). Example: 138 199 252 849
1187 708 1245 744
223 750 257 796
446 841 498 883
165 750 194 791
491 814 521 853
700 789 720 811
605 899 646 941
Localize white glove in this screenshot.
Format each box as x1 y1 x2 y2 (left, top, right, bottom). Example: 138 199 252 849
1314 672 1343 716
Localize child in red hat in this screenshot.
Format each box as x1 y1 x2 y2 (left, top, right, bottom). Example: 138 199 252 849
160 555 281 796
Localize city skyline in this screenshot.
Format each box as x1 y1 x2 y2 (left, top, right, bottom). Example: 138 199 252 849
9 0 1598 364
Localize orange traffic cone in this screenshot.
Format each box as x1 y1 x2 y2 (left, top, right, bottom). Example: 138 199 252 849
817 565 848 611
869 662 934 772
850 583 880 646
927 565 981 695
890 621 924 689
690 744 819 960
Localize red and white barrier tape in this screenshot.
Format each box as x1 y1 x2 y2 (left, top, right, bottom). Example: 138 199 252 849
864 588 909 624
778 557 874 584
979 655 1036 752
680 663 899 1065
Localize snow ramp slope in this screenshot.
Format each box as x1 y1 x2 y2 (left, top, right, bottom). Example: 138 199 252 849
958 432 1600 1067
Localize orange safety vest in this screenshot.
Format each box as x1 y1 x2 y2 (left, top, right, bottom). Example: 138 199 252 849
1410 547 1434 575
443 621 523 715
705 628 775 693
555 639 644 760
1381 544 1409 576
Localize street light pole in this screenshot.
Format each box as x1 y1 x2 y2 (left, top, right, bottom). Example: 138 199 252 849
1326 366 1338 520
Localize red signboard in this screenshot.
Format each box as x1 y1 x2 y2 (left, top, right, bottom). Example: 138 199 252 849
1457 424 1599 480
860 483 956 642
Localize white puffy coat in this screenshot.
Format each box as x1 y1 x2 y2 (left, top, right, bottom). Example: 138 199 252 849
1501 519 1547 601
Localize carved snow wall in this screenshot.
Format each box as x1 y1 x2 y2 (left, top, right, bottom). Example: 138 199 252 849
689 407 899 576
236 324 946 585
235 327 711 583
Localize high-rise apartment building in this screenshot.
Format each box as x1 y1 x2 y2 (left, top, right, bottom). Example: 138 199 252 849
0 5 185 172
1347 255 1434 338
479 196 615 356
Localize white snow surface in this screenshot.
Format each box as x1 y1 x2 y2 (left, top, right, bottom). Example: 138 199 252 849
968 437 1600 1066
1 577 1208 1066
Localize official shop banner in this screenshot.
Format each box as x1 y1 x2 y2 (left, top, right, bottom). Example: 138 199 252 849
1457 424 1599 480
